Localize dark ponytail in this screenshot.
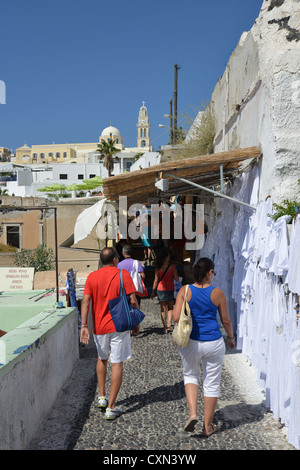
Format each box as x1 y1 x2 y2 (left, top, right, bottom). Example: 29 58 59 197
193 257 214 283
155 246 170 270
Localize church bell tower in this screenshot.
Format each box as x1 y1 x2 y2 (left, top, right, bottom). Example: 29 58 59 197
137 102 151 149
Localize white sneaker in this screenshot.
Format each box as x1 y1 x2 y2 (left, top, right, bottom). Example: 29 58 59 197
105 407 122 420
97 396 108 409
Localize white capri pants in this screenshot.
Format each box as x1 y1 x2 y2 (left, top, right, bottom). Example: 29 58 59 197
93 331 131 363
179 337 225 397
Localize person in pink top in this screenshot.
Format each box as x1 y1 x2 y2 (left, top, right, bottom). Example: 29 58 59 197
150 247 179 333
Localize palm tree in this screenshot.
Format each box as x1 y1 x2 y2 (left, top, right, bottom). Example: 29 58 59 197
96 139 119 177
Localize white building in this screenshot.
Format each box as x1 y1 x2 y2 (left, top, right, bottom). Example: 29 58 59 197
2 156 138 197
129 151 161 171
1 152 161 198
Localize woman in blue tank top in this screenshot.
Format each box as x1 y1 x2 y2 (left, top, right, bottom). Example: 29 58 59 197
189 283 222 342
172 257 235 437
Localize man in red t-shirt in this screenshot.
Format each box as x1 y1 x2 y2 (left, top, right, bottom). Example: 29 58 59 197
80 247 139 420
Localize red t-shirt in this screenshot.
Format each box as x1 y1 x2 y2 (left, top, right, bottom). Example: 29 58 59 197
84 267 136 335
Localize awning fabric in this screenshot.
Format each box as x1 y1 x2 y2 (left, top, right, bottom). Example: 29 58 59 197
102 146 261 204
74 199 106 245
60 198 118 249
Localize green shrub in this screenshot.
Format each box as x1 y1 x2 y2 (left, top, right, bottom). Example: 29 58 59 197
269 199 299 221
14 244 55 271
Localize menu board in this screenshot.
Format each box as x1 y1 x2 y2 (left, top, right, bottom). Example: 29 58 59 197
0 267 35 291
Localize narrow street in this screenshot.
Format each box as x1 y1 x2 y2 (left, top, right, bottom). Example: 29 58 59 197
27 298 295 452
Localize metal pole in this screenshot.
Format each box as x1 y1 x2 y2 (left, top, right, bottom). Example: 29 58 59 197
173 64 179 143
54 208 59 303
164 172 257 211
220 164 224 193
169 99 173 145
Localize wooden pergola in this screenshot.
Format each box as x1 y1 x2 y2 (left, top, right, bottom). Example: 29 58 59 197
102 146 262 208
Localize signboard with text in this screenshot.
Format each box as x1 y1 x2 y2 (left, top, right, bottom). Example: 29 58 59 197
0 267 35 291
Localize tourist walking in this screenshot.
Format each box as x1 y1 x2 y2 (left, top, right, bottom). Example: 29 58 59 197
117 243 145 306
172 257 235 435
141 217 154 264
150 247 179 333
80 247 140 420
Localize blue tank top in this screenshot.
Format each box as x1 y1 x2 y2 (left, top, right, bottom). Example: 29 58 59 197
188 285 222 342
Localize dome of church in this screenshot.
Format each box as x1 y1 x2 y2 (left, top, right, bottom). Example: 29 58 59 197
19 143 31 149
101 126 122 137
99 125 123 146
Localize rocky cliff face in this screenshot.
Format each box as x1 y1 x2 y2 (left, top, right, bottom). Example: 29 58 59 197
212 0 300 202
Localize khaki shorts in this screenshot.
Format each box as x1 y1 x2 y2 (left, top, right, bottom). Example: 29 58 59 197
93 331 131 363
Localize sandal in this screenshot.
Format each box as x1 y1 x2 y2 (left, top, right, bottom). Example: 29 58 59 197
183 416 198 432
202 423 219 437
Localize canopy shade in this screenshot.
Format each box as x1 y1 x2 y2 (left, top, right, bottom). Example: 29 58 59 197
74 199 106 245
102 146 262 204
59 198 118 250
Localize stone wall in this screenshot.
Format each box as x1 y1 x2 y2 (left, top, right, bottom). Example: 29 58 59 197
212 0 300 203
0 308 78 449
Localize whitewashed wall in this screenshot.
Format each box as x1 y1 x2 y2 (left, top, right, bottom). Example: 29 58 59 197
197 0 300 450
212 0 300 203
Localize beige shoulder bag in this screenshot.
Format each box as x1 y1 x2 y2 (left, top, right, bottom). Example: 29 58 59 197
172 285 192 348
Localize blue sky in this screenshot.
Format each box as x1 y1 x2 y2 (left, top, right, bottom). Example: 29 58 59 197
0 0 263 152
